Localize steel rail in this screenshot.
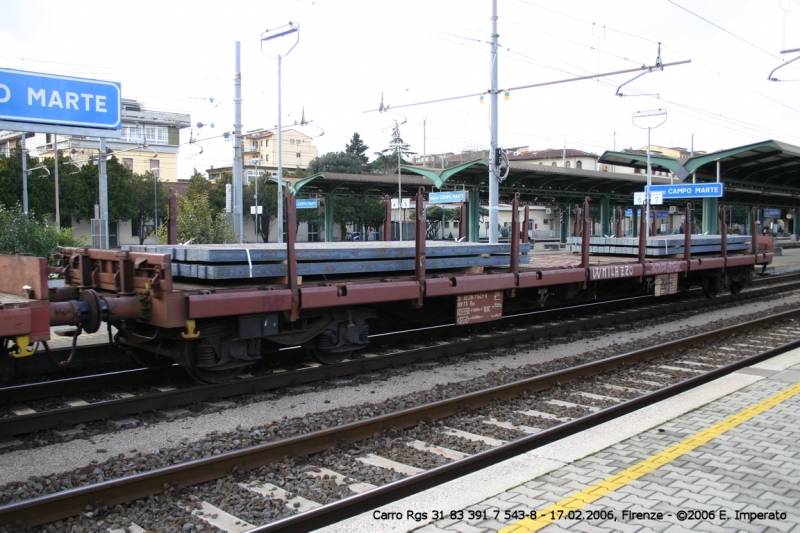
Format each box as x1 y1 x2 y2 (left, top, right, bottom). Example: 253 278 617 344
1 307 799 528
2 277 799 437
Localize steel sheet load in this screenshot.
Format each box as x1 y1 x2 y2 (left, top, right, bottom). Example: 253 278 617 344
565 234 752 256
122 241 530 280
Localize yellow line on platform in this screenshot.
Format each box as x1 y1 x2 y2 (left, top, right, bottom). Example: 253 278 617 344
498 381 800 533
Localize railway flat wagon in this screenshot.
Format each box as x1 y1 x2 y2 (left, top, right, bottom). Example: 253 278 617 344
0 192 772 383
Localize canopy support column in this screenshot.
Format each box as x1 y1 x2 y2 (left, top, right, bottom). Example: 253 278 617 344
324 195 334 242
702 197 718 235
468 189 481 242
600 196 611 237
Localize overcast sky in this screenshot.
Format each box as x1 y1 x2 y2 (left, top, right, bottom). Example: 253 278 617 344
1 0 799 179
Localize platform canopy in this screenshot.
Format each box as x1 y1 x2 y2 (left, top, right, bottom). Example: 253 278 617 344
598 140 800 208
291 171 432 198
402 159 675 205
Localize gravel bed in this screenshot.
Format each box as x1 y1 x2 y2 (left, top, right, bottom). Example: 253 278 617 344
0 296 798 531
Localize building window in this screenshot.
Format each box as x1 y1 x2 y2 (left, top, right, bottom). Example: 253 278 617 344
634 168 641 174
551 162 557 166
296 152 301 158
576 160 583 169
290 138 295 144
145 126 168 145
123 158 133 171
265 154 269 162
245 169 260 183
150 159 160 178
565 161 571 168
119 125 144 144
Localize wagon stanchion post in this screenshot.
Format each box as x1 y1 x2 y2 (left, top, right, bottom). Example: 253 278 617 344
685 202 692 274
285 186 299 321
414 187 426 308
383 195 392 241
510 193 520 293
581 197 590 285
168 188 177 245
521 204 529 244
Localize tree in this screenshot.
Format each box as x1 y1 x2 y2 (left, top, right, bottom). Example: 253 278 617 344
158 191 234 244
208 172 231 213
186 169 212 199
0 204 85 264
129 171 168 244
333 196 386 237
244 175 278 243
345 132 370 171
307 152 363 175
371 121 414 174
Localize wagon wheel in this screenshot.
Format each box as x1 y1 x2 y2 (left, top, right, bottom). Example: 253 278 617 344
701 276 720 298
303 342 352 365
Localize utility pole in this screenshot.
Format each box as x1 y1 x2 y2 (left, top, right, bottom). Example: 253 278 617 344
233 41 244 243
21 135 28 214
262 22 300 244
99 138 109 248
53 134 60 230
488 0 499 243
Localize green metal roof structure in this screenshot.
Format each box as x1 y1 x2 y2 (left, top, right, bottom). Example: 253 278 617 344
598 140 800 207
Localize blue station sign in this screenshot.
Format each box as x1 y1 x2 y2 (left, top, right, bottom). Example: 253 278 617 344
0 68 121 129
625 209 670 219
429 191 467 203
646 183 724 199
763 208 782 218
296 199 318 209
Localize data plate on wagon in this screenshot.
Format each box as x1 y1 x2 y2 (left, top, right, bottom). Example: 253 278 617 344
654 273 679 296
456 291 503 325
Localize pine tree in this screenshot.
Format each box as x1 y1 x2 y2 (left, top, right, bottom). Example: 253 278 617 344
345 132 370 170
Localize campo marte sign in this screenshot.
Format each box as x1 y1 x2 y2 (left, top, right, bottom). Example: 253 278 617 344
0 68 121 130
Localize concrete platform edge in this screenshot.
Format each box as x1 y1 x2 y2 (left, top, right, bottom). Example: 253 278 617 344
314 348 800 533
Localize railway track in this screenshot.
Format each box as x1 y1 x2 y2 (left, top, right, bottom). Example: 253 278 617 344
1 273 799 442
1 303 798 531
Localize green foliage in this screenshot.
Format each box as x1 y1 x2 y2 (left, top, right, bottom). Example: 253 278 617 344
128 172 168 245
0 204 85 264
345 132 370 171
158 192 234 244
186 169 212 199
419 206 461 239
208 172 231 213
308 152 363 175
244 176 278 242
371 121 414 174
333 196 386 234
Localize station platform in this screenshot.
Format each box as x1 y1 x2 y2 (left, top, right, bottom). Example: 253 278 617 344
320 349 800 533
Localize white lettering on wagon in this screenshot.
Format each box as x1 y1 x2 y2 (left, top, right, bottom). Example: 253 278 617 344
646 261 684 275
590 264 634 280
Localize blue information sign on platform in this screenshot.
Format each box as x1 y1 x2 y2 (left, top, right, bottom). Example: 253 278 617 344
625 209 669 219
296 199 318 209
763 208 782 218
0 68 121 129
646 183 724 199
429 191 467 203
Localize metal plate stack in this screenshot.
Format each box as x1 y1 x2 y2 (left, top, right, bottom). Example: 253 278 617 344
122 241 531 280
565 235 752 256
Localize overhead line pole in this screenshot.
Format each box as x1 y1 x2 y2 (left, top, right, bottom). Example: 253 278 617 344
233 41 244 243
489 0 499 243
